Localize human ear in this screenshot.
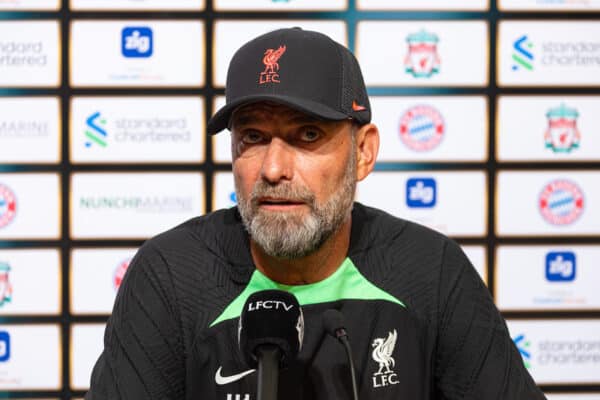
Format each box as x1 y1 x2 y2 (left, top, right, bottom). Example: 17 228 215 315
354 123 380 182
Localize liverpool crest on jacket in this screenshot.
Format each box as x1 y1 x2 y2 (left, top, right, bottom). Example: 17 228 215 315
372 330 399 388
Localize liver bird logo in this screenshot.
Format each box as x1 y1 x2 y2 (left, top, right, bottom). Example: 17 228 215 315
262 45 286 75
372 330 397 375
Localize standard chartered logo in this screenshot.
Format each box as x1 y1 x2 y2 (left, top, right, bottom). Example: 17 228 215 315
513 334 532 369
512 35 534 71
85 112 108 148
539 40 600 66
514 334 600 368
113 117 191 142
511 34 600 71
0 41 47 67
538 340 600 365
84 110 191 148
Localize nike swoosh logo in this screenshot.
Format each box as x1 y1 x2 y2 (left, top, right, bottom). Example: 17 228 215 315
215 366 256 385
352 100 367 112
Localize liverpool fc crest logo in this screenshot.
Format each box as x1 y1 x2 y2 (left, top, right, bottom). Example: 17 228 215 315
404 30 440 78
544 103 580 153
372 329 399 388
259 45 286 84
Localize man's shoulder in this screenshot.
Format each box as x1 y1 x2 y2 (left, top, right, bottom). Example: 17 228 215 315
351 203 474 326
351 202 451 256
134 207 252 276
148 207 242 249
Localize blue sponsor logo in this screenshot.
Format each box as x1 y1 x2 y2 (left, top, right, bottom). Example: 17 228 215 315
513 334 531 369
85 111 108 148
229 191 237 205
122 27 153 58
406 178 436 208
512 34 534 71
0 331 10 362
545 251 576 282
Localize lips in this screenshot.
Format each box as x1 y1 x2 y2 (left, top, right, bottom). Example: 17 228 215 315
258 197 304 206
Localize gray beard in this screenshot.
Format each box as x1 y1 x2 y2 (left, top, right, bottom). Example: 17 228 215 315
236 149 356 260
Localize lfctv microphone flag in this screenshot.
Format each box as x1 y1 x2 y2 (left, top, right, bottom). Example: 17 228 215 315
238 289 304 369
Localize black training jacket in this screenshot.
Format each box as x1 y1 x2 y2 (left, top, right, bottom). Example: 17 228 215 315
85 203 546 400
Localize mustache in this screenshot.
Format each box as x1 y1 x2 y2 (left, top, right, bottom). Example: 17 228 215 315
250 181 316 207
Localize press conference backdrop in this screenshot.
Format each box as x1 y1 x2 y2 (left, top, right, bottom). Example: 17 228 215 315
0 0 599 398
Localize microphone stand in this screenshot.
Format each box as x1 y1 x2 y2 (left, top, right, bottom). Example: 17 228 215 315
256 345 281 400
339 335 359 400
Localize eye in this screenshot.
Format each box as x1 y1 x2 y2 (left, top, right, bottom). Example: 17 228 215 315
298 127 321 142
241 130 266 144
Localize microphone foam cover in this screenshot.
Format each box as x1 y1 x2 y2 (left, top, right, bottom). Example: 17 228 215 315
238 289 304 368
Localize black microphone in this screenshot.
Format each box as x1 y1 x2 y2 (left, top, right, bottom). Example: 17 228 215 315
323 309 359 400
238 289 304 400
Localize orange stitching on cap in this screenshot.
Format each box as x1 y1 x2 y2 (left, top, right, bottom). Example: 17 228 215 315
259 45 286 84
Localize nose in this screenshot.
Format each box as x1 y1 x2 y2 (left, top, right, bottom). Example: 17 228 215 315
260 137 294 184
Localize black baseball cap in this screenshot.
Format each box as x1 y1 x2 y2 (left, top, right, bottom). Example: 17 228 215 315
207 27 371 134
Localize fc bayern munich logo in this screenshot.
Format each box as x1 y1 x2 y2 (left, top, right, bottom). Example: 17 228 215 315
0 184 17 229
539 180 584 226
399 105 445 152
114 258 132 291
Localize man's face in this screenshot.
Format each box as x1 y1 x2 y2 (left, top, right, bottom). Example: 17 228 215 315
231 102 357 259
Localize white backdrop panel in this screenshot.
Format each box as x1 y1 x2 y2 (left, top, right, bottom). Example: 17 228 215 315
0 97 61 164
70 96 205 163
357 21 488 86
356 171 487 237
70 172 205 239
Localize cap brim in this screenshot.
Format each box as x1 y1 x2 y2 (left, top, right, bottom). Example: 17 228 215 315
207 94 350 134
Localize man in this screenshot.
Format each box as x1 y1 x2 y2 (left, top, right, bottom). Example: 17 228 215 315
86 27 546 399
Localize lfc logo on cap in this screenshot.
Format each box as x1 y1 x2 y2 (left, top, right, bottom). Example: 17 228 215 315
260 45 286 84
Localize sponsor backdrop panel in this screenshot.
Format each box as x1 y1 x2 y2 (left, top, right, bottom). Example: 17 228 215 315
373 96 488 162
214 0 347 11
0 97 61 164
357 0 488 10
356 21 489 86
70 0 204 10
0 249 61 316
213 20 348 87
546 395 600 400
461 245 487 284
0 324 61 389
0 3 598 399
0 0 59 9
496 171 599 236
70 96 205 163
213 172 237 211
507 319 600 385
0 173 61 239
70 172 205 239
212 96 232 164
356 171 487 237
497 96 600 161
70 20 204 87
498 21 600 86
70 248 138 315
496 245 600 311
71 324 105 390
0 21 60 87
500 0 600 11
